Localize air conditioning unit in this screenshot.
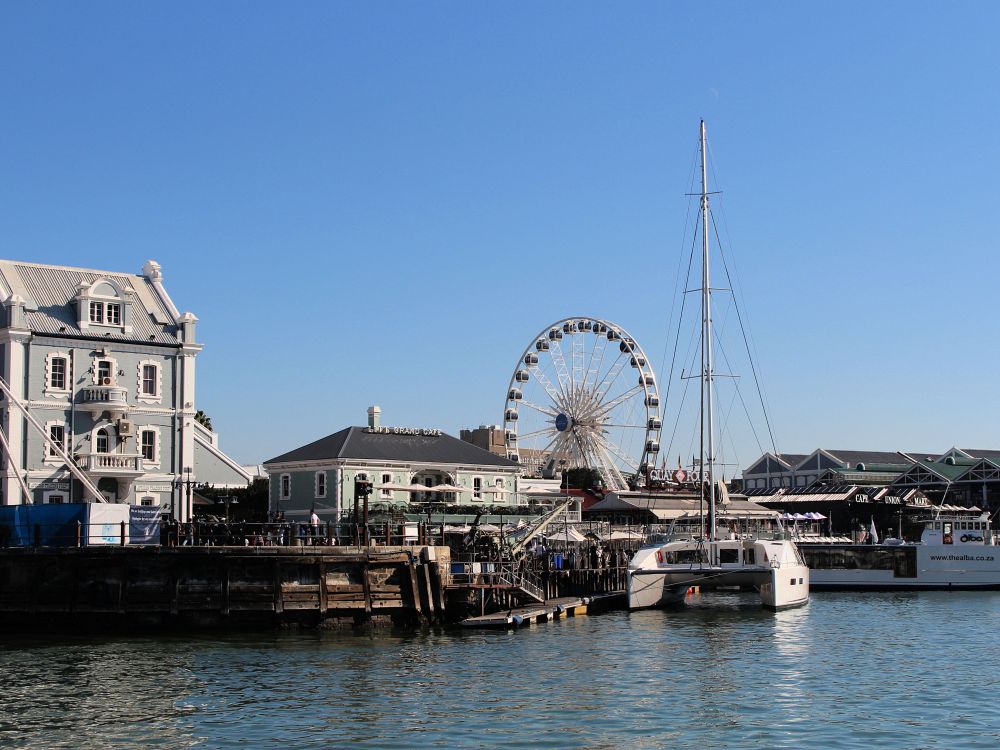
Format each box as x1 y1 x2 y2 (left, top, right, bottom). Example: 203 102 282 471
117 419 134 436
101 377 112 386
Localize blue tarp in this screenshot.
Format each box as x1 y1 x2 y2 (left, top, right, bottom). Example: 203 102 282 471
0 503 87 547
0 503 162 547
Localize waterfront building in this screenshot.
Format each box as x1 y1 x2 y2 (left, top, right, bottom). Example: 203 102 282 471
742 449 921 490
264 406 521 523
890 449 1000 510
742 447 1000 535
0 259 250 518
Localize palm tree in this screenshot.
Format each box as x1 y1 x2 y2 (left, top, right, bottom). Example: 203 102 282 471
194 410 213 432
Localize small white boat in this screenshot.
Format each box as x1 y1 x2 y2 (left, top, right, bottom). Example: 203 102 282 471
626 121 809 612
800 508 1000 590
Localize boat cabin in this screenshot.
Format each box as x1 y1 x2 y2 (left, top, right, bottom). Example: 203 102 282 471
921 512 993 546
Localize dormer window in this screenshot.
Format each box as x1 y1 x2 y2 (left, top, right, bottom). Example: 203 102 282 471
76 279 131 333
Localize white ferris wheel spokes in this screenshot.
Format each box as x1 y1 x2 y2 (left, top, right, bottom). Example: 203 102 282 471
503 317 662 492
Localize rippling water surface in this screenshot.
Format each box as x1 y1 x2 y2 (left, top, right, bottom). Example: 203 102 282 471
3 592 1000 749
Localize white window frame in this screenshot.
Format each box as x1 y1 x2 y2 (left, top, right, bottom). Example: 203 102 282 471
43 420 68 464
44 352 72 397
139 426 160 467
42 490 67 505
137 360 162 403
472 476 483 501
381 473 392 499
140 494 157 507
315 471 327 499
93 356 119 386
92 422 118 455
280 473 291 500
105 302 121 325
89 300 104 324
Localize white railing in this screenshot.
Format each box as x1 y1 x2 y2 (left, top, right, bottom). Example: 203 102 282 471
81 385 129 407
84 453 143 472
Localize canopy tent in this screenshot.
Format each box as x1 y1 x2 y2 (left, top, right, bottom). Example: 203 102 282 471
542 527 588 543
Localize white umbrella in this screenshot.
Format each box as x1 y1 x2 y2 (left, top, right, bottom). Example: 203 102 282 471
427 483 470 493
376 482 420 492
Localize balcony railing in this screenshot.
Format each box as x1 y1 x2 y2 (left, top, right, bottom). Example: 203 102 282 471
80 385 130 414
83 453 144 474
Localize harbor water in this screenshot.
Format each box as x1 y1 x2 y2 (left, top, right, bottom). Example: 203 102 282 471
2 592 999 749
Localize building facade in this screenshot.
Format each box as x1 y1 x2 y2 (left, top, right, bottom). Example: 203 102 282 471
265 407 522 522
0 259 250 518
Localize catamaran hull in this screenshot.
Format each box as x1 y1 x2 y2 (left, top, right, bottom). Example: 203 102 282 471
627 565 809 610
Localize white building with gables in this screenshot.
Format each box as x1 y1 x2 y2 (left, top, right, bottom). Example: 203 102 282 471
0 259 250 518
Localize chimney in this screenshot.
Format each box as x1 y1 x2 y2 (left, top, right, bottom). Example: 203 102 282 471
367 405 381 429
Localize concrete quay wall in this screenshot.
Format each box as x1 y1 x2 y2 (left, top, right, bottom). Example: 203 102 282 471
0 545 452 631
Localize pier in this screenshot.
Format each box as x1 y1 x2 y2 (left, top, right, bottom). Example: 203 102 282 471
0 541 634 630
0 545 452 630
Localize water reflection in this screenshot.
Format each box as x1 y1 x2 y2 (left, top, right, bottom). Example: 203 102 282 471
3 592 1000 748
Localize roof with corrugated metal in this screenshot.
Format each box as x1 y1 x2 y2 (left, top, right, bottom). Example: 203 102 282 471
265 426 519 468
0 260 180 344
823 450 915 467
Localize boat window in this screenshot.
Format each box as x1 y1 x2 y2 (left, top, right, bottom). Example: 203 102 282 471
719 548 739 564
674 548 709 564
744 547 756 565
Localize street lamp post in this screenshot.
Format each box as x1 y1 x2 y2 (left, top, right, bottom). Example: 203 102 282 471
185 467 193 523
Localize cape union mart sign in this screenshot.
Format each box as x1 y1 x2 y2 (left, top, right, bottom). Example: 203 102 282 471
365 426 442 437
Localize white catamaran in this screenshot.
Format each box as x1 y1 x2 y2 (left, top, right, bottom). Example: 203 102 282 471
627 122 810 611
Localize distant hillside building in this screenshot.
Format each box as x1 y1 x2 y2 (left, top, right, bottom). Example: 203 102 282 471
0 259 250 518
265 407 521 522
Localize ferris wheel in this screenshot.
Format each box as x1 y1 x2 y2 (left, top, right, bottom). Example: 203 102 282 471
503 317 662 492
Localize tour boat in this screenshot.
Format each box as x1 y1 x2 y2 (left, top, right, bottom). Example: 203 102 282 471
626 122 810 611
798 508 1000 590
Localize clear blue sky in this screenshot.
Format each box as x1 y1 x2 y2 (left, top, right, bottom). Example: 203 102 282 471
3 3 999 469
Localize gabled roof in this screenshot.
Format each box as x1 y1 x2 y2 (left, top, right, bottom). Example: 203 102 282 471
0 259 180 344
744 452 808 474
822 450 916 467
265 426 519 468
961 449 1000 461
778 453 809 469
893 458 968 484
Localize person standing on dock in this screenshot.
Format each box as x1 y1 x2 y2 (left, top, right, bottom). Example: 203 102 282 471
310 508 321 546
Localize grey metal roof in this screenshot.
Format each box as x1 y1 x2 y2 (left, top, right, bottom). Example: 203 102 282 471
265 426 519 468
822 450 915 467
777 453 809 469
0 260 180 344
961 449 1000 460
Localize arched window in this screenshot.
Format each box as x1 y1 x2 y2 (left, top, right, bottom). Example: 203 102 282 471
96 428 110 454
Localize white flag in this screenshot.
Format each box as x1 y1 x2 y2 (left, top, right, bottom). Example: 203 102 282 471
870 518 879 545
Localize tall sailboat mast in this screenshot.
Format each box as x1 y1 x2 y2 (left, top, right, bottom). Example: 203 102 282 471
699 120 717 542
